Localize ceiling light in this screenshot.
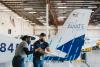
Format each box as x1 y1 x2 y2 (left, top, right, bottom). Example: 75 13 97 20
40 12 45 13
58 16 66 19
57 3 66 5
28 12 37 14
66 1 94 3
58 16 66 21
24 8 33 10
0 10 12 12
25 20 30 22
17 16 23 18
57 7 67 9
88 6 97 8
39 19 46 23
42 23 47 26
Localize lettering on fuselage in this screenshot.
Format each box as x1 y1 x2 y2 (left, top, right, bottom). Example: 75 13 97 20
67 24 85 29
0 43 33 53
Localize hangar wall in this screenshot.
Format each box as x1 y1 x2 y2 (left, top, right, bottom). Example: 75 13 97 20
0 3 33 37
86 25 100 40
33 25 100 41
33 25 56 36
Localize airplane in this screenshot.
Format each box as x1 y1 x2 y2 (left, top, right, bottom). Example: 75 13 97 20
0 9 93 63
25 9 94 62
43 9 93 61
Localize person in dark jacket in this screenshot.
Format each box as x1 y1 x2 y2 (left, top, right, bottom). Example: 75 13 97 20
12 35 32 67
33 33 51 67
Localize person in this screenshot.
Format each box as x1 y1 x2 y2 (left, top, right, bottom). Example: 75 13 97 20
33 33 51 67
12 35 32 67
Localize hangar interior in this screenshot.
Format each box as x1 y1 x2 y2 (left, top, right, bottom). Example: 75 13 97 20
0 0 100 67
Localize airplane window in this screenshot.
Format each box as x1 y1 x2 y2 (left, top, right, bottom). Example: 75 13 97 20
8 29 11 34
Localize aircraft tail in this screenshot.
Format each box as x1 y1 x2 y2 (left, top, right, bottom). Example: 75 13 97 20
45 9 92 61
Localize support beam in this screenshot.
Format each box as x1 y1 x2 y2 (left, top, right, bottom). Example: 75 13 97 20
46 0 49 39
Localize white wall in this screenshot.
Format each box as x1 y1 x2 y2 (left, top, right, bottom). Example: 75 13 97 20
0 3 33 37
33 25 56 36
32 24 100 41
86 25 100 40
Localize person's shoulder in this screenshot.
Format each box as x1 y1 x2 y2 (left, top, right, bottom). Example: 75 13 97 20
44 41 48 44
33 40 40 45
22 41 27 44
35 40 40 43
20 41 27 45
44 41 49 46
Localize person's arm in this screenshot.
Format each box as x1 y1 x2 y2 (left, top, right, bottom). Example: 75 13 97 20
22 41 32 55
40 42 51 54
35 48 43 52
33 41 50 54
23 47 33 55
38 47 51 54
33 41 38 53
33 41 44 52
45 47 51 54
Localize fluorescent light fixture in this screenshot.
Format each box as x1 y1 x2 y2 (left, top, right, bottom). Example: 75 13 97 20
25 20 30 22
28 12 37 14
57 7 67 9
66 1 94 3
40 12 45 13
17 17 22 19
25 20 32 23
0 10 12 12
24 8 33 10
43 23 47 25
36 16 46 20
58 16 66 21
29 21 32 23
57 3 66 5
39 19 46 23
88 6 97 8
36 17 43 20
58 16 66 19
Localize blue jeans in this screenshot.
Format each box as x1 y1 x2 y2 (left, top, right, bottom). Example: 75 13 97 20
33 58 44 67
12 56 24 67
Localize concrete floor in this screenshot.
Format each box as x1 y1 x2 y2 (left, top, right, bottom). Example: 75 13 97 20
86 49 100 67
0 49 100 67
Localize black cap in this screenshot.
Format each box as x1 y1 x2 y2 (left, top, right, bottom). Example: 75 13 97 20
40 33 46 37
21 35 31 40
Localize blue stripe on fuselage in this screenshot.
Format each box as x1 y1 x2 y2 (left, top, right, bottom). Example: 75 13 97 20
44 35 85 61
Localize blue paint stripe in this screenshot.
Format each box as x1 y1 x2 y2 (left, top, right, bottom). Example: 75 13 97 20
44 35 85 61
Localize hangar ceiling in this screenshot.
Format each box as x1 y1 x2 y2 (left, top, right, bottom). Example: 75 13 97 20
0 0 100 26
